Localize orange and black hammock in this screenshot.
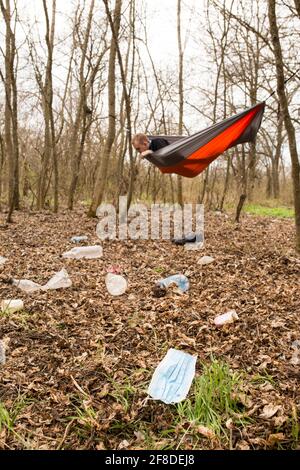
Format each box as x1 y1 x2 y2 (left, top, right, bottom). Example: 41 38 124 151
146 102 265 178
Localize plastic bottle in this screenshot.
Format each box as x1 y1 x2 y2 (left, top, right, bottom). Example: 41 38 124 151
1 299 24 313
62 245 103 259
105 273 127 296
158 274 189 293
214 310 239 326
12 279 41 293
0 340 6 365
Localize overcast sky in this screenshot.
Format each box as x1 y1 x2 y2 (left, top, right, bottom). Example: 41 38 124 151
14 0 203 67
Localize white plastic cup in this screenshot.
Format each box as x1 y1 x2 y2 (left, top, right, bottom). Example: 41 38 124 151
1 299 24 313
105 273 127 296
214 310 239 326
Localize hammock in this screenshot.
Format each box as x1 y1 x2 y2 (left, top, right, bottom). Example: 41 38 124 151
146 102 265 178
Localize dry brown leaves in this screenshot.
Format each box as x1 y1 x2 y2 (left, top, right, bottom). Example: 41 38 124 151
0 208 299 450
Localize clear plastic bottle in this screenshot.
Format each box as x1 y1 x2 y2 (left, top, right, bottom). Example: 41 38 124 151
158 274 189 293
105 273 127 296
12 279 41 293
214 310 239 326
62 245 103 259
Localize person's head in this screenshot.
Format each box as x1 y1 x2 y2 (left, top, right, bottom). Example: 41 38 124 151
132 133 150 153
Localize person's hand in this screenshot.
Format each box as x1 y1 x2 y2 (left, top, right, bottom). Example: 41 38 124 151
140 149 154 158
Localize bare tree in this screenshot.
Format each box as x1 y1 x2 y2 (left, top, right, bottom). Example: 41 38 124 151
68 0 107 210
101 0 136 212
268 0 300 251
30 0 57 211
0 0 20 222
177 0 184 207
88 0 122 217
0 120 4 207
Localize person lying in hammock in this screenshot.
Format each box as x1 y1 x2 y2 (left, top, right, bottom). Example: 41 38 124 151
130 103 265 178
132 133 169 158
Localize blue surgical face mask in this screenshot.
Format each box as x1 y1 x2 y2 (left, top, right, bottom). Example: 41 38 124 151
148 349 197 404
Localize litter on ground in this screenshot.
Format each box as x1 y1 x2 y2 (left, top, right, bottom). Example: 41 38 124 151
147 348 197 404
62 245 103 259
12 268 72 293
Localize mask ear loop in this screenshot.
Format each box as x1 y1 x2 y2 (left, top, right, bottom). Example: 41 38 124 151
140 396 150 406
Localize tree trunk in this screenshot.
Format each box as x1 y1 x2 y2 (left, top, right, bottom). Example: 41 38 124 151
89 0 122 217
199 168 209 204
0 0 19 222
220 155 230 210
101 0 135 213
266 165 272 198
68 0 107 210
268 0 300 252
36 1 57 210
177 0 184 207
235 146 247 222
235 194 246 223
272 110 283 199
294 0 300 18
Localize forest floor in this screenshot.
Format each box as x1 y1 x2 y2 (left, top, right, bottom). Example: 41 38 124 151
0 208 299 450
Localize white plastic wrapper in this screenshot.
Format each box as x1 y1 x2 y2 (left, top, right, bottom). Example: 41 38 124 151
198 256 214 265
214 310 239 326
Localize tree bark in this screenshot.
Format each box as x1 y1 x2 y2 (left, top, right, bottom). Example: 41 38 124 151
220 154 230 210
235 193 246 223
272 110 283 198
